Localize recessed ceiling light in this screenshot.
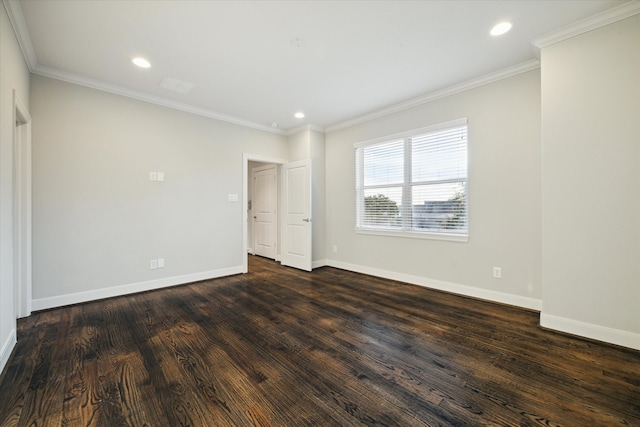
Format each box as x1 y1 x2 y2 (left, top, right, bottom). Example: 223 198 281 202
132 57 151 68
294 112 305 119
490 22 512 36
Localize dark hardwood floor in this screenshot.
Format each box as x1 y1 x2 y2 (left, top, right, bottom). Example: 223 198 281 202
1 256 638 426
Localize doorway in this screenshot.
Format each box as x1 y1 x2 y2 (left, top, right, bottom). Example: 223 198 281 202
242 154 313 273
242 154 287 273
250 163 278 260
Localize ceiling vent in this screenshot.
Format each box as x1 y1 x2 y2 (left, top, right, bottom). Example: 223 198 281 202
160 77 195 95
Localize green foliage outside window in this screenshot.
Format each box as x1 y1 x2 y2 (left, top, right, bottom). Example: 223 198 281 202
364 194 399 226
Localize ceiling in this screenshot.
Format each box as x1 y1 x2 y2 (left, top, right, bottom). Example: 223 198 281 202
9 0 629 133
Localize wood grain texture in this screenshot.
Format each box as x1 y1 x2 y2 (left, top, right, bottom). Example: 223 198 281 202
1 255 638 426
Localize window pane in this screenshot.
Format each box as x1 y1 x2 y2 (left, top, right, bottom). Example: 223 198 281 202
411 183 467 232
362 187 402 228
363 139 404 186
412 126 467 182
355 121 468 239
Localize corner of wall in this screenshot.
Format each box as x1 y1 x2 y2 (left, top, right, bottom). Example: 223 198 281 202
0 328 17 376
540 312 640 351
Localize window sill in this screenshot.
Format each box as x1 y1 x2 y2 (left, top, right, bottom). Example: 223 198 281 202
355 227 469 243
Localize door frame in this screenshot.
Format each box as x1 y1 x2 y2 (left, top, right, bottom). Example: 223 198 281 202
251 163 278 260
242 153 287 273
13 91 32 318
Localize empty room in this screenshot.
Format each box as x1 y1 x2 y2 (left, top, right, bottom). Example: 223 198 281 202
1 0 639 425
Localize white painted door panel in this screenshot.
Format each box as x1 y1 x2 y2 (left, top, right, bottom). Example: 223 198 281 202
252 165 277 259
282 159 312 271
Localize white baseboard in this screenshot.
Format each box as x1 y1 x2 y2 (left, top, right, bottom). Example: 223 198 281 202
31 266 244 311
0 328 17 376
540 312 640 351
312 259 328 269
326 259 542 311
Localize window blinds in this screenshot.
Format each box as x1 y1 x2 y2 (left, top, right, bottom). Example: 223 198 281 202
355 121 468 237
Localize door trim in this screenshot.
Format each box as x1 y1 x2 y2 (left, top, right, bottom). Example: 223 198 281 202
13 91 32 318
242 154 287 273
251 164 278 260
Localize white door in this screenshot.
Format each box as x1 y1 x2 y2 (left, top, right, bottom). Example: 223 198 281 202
252 165 277 259
282 159 312 271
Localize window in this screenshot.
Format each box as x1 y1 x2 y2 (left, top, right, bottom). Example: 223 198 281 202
355 119 468 241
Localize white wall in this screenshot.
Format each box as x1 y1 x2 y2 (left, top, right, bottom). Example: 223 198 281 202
325 70 542 309
0 3 31 374
288 129 310 162
310 129 326 264
30 75 288 309
540 16 640 349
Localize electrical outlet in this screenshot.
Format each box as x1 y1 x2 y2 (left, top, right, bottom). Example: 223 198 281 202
493 267 502 279
150 259 158 270
332 245 338 253
157 258 165 268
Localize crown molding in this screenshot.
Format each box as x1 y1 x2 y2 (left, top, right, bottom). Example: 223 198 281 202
1 0 534 138
3 0 37 71
533 1 640 49
31 65 286 135
8 0 632 137
284 123 326 136
4 0 285 135
307 123 327 134
325 59 540 133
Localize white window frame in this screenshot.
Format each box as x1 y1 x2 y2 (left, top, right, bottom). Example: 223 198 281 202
354 118 469 242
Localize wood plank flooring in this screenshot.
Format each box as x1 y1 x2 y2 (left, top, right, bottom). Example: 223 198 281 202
1 255 638 426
